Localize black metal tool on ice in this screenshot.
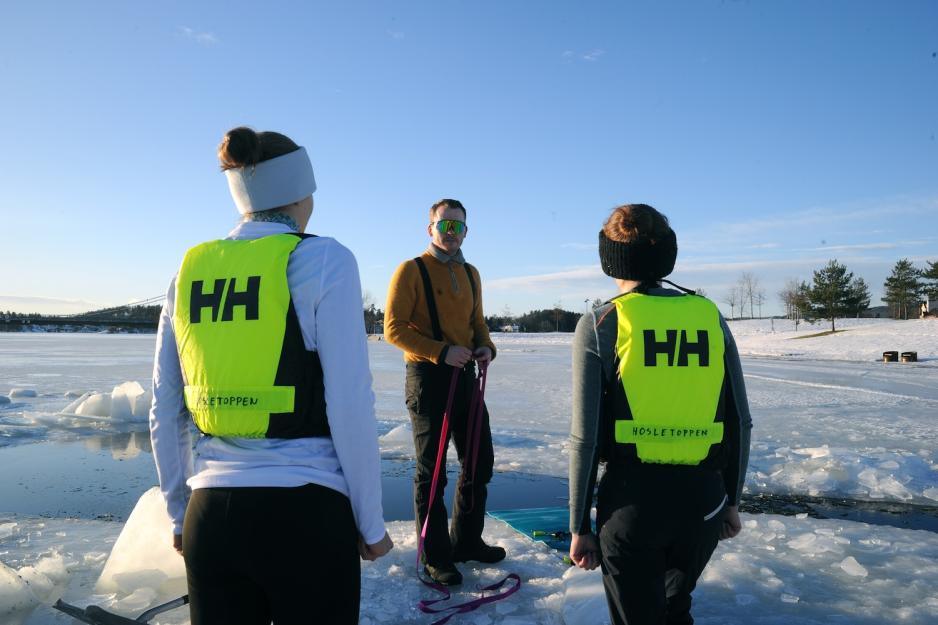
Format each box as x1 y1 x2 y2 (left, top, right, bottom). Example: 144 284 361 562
53 595 189 625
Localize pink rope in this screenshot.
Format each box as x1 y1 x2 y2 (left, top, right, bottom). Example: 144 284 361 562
415 362 520 625
416 368 460 572
462 362 488 513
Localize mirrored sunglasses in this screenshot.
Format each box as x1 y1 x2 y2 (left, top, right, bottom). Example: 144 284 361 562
434 219 466 235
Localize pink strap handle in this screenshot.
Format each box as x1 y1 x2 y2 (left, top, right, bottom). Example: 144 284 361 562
416 367 461 570
415 362 520 625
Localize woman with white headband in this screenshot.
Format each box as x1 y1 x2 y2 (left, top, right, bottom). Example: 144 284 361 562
149 127 392 624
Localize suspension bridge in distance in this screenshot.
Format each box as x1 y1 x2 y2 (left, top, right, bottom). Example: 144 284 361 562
0 295 167 330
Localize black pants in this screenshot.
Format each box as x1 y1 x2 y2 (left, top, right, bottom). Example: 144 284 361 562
596 466 725 625
406 361 495 566
183 484 360 625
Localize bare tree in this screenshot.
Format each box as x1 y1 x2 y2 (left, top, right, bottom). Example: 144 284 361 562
793 281 812 330
721 287 741 320
738 272 760 318
778 279 800 320
754 288 766 319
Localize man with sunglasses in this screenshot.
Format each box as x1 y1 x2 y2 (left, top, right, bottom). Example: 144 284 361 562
384 198 504 586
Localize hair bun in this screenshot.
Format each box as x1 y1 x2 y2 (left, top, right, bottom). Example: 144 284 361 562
603 203 671 244
218 126 262 170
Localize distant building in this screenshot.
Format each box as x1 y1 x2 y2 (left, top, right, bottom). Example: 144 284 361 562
922 299 937 318
500 324 520 333
860 305 890 319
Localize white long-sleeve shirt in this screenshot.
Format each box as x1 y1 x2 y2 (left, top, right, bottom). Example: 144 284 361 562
148 221 386 544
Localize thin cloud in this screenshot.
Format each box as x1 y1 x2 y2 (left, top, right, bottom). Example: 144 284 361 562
715 197 938 239
562 49 605 62
560 242 597 250
484 195 937 313
486 266 604 291
674 257 836 274
178 26 219 46
0 295 107 315
748 243 780 250
486 253 896 296
801 242 900 253
582 49 605 61
677 195 938 260
387 30 405 40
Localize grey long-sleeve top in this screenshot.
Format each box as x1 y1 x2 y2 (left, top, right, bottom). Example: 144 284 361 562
568 288 753 535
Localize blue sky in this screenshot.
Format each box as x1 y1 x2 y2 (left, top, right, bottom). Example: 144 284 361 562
1 1 936 317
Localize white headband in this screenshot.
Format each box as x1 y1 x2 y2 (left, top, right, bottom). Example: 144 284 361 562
225 147 317 214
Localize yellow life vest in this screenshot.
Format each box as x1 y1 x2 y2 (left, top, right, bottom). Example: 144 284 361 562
173 234 329 439
612 292 725 465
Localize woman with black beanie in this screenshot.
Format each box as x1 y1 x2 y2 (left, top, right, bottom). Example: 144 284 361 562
567 203 752 625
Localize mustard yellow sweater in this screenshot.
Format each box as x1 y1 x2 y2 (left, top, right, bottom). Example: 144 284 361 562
384 251 496 364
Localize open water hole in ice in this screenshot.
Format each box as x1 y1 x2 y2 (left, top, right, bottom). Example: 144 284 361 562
2 429 935 534
0 432 568 522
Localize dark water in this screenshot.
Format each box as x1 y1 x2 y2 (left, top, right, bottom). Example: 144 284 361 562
2 432 935 534
0 432 567 522
740 492 938 533
380 458 568 520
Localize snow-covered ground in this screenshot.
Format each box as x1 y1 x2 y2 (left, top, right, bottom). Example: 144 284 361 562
1 317 937 623
3 490 937 625
730 317 938 363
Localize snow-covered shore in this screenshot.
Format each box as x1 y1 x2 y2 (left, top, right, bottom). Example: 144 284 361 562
730 317 938 364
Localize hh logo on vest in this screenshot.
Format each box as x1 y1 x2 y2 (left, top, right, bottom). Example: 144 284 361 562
643 329 710 367
190 276 261 323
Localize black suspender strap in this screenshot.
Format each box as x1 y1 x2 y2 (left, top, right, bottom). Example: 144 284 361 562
414 257 444 341
464 263 478 314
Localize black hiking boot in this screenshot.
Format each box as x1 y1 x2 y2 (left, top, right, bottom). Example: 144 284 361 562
452 541 507 564
424 562 463 586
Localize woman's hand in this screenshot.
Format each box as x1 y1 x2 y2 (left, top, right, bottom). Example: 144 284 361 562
719 505 742 540
173 534 183 556
359 532 394 561
570 532 600 570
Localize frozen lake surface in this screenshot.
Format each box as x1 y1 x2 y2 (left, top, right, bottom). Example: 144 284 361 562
2 318 938 624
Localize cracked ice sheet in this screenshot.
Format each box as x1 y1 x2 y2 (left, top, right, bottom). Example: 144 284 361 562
374 323 938 504
742 357 938 503
563 513 938 625
5 510 938 625
5 323 937 504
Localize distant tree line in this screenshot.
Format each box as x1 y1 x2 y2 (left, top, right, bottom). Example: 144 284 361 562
485 305 585 333
883 259 938 320
362 303 590 335
1 305 162 324
364 303 383 334
769 258 937 332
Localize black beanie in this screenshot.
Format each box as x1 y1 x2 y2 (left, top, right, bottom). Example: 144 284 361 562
598 228 678 281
